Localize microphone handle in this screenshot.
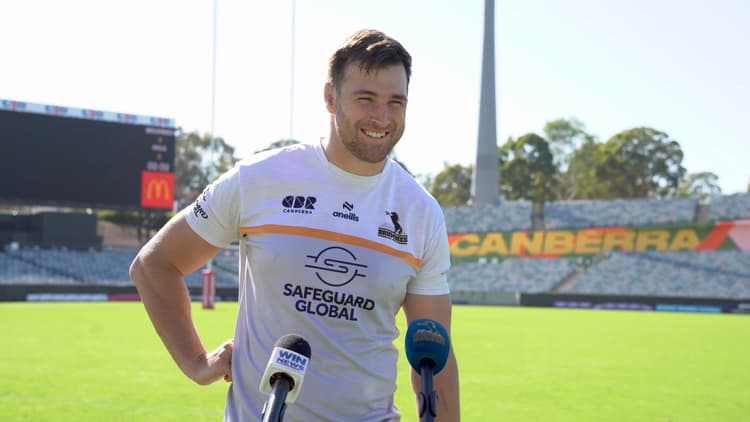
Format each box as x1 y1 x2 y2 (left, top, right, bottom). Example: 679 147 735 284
419 364 437 422
261 377 291 422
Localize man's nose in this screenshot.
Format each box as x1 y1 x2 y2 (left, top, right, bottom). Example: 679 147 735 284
369 102 389 124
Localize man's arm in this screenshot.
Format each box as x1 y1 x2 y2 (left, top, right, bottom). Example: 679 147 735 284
129 213 232 385
403 293 460 421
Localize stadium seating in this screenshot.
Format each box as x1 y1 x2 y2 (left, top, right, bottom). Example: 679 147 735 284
449 257 579 293
560 251 750 299
708 193 750 220
3 193 750 300
0 251 76 284
0 245 238 286
441 194 750 300
443 200 532 233
542 197 698 229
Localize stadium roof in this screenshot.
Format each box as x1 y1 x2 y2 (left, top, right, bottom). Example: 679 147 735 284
1 98 174 129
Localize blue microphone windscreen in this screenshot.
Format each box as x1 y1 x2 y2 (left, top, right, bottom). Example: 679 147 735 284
404 318 450 375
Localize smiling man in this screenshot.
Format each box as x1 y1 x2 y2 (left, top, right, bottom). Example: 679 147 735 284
323 34 409 175
130 29 460 421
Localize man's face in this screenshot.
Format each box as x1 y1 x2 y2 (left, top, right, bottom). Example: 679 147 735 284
328 62 408 167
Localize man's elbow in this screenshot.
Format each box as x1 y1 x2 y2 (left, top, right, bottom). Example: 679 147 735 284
129 254 147 288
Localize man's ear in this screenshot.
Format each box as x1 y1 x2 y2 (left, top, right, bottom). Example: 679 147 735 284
324 82 335 113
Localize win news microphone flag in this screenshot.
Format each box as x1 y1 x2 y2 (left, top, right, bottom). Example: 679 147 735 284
259 334 312 422
405 318 451 422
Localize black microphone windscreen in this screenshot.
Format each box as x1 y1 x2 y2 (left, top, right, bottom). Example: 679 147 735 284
275 334 312 359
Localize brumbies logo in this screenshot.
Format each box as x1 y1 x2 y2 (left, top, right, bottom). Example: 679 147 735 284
378 210 408 244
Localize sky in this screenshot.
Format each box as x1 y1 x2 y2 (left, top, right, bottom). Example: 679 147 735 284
1 0 748 194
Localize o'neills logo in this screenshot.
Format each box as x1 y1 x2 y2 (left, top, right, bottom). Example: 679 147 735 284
378 210 408 244
333 201 359 222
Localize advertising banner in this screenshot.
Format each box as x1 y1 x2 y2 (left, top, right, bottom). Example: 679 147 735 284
448 220 750 263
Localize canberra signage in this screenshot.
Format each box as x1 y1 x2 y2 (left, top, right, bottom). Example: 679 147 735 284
448 220 750 262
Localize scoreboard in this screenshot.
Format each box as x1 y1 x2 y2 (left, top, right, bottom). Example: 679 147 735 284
0 99 175 210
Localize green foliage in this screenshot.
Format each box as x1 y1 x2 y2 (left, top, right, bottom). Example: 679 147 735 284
676 172 722 198
544 118 598 200
561 139 605 199
429 163 473 206
428 117 704 204
543 117 596 170
595 127 686 198
553 125 688 200
174 130 238 201
498 133 558 204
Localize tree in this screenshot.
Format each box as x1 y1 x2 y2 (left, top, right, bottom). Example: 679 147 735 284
498 133 558 205
543 117 596 169
563 139 607 199
676 172 722 198
544 118 598 200
174 130 237 201
429 163 473 206
595 127 686 198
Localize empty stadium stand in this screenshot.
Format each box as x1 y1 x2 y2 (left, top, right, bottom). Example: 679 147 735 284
443 200 532 233
2 193 749 305
542 197 699 229
0 245 238 286
559 251 750 299
444 194 750 302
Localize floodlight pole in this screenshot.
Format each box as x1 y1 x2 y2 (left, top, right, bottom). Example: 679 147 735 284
207 0 218 273
289 0 296 140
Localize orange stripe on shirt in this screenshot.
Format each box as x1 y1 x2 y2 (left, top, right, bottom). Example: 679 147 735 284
240 224 422 269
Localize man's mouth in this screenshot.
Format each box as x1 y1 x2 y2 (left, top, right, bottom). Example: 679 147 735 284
362 129 388 139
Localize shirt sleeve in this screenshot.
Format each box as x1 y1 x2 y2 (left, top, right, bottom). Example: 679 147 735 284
407 206 451 295
183 164 241 248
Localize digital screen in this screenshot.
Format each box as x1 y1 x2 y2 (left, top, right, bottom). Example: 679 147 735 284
0 105 175 210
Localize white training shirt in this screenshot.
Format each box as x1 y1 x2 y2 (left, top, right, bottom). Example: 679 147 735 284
184 141 450 421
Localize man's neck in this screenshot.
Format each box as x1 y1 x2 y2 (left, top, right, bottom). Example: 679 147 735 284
320 135 386 177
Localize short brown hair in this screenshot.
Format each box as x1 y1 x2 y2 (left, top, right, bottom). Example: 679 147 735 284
328 29 412 90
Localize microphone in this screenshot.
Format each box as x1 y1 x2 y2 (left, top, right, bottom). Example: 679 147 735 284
259 334 312 422
404 318 451 422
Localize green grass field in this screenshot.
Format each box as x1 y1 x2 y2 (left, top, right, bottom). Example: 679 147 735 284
1 302 748 421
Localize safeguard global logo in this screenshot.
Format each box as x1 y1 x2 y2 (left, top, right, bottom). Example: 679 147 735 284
304 246 367 287
287 246 375 321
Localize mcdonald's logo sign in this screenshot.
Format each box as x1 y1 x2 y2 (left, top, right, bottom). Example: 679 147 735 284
141 171 174 209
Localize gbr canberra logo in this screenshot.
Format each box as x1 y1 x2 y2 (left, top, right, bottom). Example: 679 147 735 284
282 195 316 214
